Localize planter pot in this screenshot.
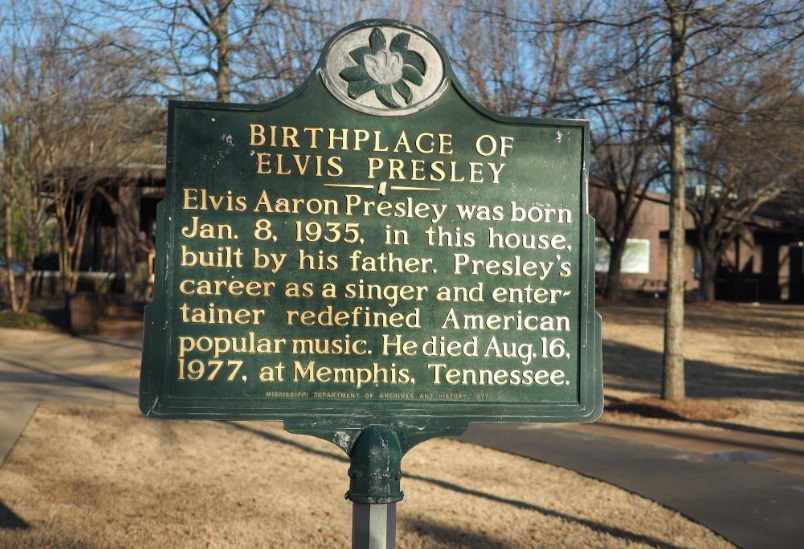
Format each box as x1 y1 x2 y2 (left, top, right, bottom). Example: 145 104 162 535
68 291 100 335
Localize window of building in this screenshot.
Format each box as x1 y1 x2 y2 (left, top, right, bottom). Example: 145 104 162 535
595 238 651 274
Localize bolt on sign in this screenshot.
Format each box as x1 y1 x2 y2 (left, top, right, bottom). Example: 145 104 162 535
140 20 602 448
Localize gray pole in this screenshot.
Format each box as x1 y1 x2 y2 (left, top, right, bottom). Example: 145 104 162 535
339 422 467 548
352 502 396 549
346 426 403 549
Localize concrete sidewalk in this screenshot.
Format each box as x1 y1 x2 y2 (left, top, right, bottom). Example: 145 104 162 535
459 423 804 549
0 332 141 463
2 332 803 548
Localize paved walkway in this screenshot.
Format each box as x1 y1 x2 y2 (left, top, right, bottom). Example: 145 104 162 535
1 332 803 548
0 332 141 463
459 423 804 549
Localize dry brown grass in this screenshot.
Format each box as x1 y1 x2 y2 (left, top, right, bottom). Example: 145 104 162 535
599 301 804 433
0 404 730 549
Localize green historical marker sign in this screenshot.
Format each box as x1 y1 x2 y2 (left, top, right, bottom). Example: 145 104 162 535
140 20 602 444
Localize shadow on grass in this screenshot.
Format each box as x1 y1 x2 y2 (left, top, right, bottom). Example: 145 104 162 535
228 422 687 549
0 357 138 398
76 335 142 351
401 519 512 549
402 477 688 549
605 396 804 442
0 500 29 530
226 422 348 463
697 420 804 442
603 340 804 403
37 304 69 332
601 303 804 337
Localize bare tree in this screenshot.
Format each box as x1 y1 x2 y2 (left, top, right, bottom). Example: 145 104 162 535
1 0 162 306
521 0 802 399
94 0 441 103
250 0 446 100
82 0 320 103
585 8 668 299
43 38 161 295
689 75 804 301
0 0 61 313
660 0 690 401
438 0 593 117
660 0 803 399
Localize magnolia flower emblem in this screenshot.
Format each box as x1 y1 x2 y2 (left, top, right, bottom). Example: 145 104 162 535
339 27 427 108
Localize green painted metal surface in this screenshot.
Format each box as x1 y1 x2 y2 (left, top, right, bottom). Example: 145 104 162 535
139 20 603 438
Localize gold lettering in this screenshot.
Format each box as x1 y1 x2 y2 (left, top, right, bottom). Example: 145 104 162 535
373 130 389 152
393 131 412 153
327 156 343 177
367 158 383 179
439 133 453 155
388 159 405 180
256 152 272 174
415 133 434 154
282 126 299 148
329 128 349 150
179 302 265 325
303 127 323 148
354 129 370 150
183 188 199 209
249 124 266 146
178 278 276 297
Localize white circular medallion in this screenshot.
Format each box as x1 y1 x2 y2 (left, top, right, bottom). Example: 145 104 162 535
321 23 448 116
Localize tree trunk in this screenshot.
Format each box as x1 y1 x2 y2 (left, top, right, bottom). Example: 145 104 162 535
605 238 627 300
19 222 36 314
3 203 20 312
700 247 718 302
662 0 688 401
54 175 94 297
57 212 75 296
214 0 231 103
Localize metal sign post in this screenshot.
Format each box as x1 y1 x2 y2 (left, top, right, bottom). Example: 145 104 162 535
352 503 395 549
285 419 467 548
140 19 602 547
348 426 401 549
